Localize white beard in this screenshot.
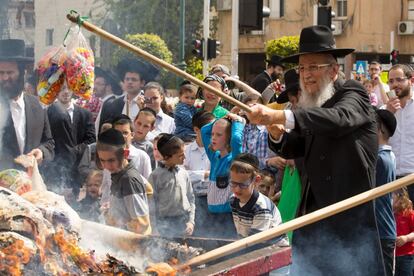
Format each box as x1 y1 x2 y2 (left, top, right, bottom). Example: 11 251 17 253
298 75 335 108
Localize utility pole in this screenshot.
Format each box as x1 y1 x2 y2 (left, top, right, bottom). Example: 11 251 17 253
231 0 239 76
177 0 187 87
203 0 210 76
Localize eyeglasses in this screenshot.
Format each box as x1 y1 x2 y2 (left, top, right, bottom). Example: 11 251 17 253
229 178 254 189
297 64 333 73
388 77 408 85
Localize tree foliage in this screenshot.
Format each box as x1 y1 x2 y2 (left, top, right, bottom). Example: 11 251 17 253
185 57 204 81
265 36 300 59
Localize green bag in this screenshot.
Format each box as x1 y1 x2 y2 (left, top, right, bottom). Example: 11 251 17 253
277 166 302 244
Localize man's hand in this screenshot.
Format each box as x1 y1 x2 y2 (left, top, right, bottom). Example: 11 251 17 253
386 97 401 113
27 148 43 164
266 156 287 170
245 104 284 126
185 222 194 236
266 124 285 140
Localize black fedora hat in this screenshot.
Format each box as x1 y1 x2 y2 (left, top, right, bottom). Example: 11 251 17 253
277 69 300 104
266 55 285 68
117 58 159 82
0 39 33 63
375 109 397 137
281 25 354 63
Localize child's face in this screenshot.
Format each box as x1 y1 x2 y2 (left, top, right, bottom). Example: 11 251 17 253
165 145 185 166
144 88 163 113
364 83 374 93
114 124 133 147
134 114 155 140
211 119 228 152
258 183 270 196
180 90 196 106
203 80 222 106
230 170 255 203
98 150 122 173
86 175 102 199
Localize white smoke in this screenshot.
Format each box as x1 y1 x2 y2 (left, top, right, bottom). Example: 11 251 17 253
0 92 9 156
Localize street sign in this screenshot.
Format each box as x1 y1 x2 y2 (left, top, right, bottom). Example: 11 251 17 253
355 60 368 76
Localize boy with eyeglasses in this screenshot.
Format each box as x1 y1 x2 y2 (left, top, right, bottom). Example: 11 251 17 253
229 153 286 241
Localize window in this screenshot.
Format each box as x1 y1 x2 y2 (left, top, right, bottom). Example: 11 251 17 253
46 29 53 46
337 0 347 17
270 0 284 19
23 12 34 28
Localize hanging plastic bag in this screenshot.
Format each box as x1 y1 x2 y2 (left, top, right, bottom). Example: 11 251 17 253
65 25 94 100
36 46 67 105
277 166 302 244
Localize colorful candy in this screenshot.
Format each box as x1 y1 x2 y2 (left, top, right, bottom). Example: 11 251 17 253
36 47 66 105
0 169 32 195
66 47 94 100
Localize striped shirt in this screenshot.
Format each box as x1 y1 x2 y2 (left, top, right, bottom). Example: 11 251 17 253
230 190 284 238
201 120 245 213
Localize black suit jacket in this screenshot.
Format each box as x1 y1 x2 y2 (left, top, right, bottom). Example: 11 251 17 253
47 103 96 165
269 79 385 274
98 95 124 131
0 94 55 170
251 71 272 93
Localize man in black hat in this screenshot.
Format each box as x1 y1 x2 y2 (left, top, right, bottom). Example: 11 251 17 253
246 26 385 275
0 39 54 170
251 55 285 94
276 69 301 109
98 58 158 130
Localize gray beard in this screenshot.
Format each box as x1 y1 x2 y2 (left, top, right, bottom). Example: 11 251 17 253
298 76 335 108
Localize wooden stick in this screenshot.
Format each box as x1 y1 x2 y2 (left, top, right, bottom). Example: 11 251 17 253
176 174 414 270
66 14 252 113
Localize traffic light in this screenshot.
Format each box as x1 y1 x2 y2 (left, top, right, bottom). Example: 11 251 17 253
391 49 399 65
207 39 221 60
317 0 336 31
239 0 270 31
192 39 204 59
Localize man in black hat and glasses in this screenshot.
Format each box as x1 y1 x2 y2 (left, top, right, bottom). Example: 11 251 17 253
246 26 385 275
251 55 285 94
0 39 54 170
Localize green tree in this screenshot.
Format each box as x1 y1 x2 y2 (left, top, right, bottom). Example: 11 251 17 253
265 36 299 69
185 56 203 81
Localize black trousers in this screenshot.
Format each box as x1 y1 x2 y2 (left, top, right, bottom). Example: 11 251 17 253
380 239 396 276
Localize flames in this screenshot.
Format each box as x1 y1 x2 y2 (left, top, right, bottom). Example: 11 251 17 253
0 227 137 275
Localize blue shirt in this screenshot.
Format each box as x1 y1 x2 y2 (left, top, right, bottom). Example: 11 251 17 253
374 144 397 240
201 120 244 213
174 102 197 140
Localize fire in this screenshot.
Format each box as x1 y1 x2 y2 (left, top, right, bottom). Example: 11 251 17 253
0 238 33 276
145 257 192 276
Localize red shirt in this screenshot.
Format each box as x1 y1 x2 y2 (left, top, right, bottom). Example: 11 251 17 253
395 210 414 256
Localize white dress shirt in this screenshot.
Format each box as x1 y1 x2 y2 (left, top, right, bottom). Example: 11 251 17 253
184 140 210 196
128 144 152 179
147 109 176 141
122 93 141 121
10 94 26 154
389 94 414 176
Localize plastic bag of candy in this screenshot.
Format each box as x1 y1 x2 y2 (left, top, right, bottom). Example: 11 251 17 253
36 46 67 105
0 169 32 195
65 25 94 100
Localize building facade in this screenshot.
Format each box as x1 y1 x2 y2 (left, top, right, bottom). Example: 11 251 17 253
214 0 414 81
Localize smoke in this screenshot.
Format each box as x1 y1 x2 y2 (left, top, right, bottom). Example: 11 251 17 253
0 91 9 159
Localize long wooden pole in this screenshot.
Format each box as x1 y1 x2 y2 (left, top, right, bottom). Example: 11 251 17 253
176 174 414 270
66 14 252 113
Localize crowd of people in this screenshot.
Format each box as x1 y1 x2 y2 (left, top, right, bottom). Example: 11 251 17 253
1 24 414 275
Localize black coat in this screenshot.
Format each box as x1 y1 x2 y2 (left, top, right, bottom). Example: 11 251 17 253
270 79 385 275
0 94 55 170
251 71 272 93
46 103 95 190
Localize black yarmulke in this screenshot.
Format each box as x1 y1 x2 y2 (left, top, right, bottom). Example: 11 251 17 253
233 153 260 170
98 128 125 146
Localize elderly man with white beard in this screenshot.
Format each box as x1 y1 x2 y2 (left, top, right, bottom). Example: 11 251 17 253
247 26 385 275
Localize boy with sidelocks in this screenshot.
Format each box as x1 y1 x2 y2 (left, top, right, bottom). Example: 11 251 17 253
96 128 151 234
229 153 286 242
133 108 157 169
174 83 198 141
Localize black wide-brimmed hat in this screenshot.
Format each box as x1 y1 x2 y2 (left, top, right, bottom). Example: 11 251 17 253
117 58 159 82
0 39 33 63
375 109 397 137
281 25 354 63
277 69 300 104
266 55 285 68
